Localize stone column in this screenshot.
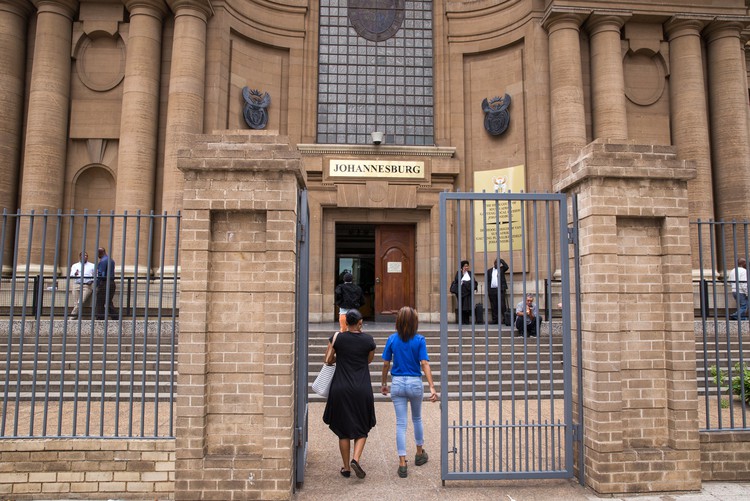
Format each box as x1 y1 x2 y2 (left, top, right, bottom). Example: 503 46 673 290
665 17 714 272
175 131 306 501
115 0 167 273
586 13 628 140
161 0 211 217
0 0 32 215
20 0 77 212
543 11 588 182
0 0 33 271
555 140 701 495
705 21 750 224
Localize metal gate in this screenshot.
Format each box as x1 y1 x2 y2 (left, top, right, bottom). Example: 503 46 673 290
438 191 581 481
294 190 310 486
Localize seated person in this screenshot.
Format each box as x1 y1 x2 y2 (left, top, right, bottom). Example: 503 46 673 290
515 293 539 337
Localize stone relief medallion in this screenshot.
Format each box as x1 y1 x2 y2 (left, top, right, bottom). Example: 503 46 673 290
242 88 271 129
624 51 666 106
348 0 406 42
75 35 125 92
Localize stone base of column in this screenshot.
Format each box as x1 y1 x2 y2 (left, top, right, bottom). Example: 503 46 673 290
175 130 306 501
557 139 701 495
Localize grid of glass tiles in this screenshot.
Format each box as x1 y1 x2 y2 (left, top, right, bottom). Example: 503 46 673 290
317 1 434 145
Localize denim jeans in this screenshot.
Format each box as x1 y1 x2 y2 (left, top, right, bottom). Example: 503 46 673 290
733 291 748 318
391 376 424 457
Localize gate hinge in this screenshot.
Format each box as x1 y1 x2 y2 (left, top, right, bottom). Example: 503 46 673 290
572 423 583 442
295 426 304 447
297 223 306 243
566 227 577 245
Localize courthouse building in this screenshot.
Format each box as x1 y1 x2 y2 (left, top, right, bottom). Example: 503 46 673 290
2 0 750 322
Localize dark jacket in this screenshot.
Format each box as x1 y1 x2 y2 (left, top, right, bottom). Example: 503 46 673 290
335 282 365 309
486 258 509 291
450 271 477 312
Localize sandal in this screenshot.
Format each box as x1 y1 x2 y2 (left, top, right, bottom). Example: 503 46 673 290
415 450 428 466
350 459 366 479
340 467 350 478
398 462 408 478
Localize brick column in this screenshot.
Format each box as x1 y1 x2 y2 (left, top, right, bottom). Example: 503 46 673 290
543 11 588 182
20 0 77 212
175 130 306 501
586 13 629 140
555 140 701 495
705 20 750 224
114 0 167 271
665 17 714 272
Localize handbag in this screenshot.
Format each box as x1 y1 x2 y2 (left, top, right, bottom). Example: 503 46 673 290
311 332 340 398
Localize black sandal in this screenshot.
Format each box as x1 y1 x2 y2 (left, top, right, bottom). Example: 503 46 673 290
340 467 351 478
350 459 366 479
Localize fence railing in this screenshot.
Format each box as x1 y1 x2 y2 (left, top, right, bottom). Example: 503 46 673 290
694 220 750 432
0 210 180 439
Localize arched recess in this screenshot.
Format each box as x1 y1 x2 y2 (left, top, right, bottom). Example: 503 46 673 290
69 165 116 264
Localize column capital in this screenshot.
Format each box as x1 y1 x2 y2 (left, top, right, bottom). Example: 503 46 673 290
166 0 212 20
0 0 34 17
703 17 750 44
31 0 77 18
585 11 631 36
541 7 589 33
124 0 168 18
664 15 711 41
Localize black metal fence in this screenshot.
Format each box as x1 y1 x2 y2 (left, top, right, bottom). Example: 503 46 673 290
694 220 750 431
0 210 180 439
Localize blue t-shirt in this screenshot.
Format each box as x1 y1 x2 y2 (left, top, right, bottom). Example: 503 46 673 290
381 333 429 377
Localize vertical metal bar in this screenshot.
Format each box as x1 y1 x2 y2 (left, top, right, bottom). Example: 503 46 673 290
559 195 574 475
571 194 584 481
114 212 129 436
439 192 449 480
140 213 155 437
154 212 169 436
128 213 143 436
0 210 18 436
741 222 748 428
29 210 50 435
42 211 63 436
58 211 76 436
169 212 181 437
85 211 104 436
15 211 36 436
468 198 477 473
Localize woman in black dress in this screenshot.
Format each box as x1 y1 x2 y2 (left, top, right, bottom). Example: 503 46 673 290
322 309 376 479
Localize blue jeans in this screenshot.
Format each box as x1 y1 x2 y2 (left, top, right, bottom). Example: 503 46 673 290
390 376 424 457
733 292 748 318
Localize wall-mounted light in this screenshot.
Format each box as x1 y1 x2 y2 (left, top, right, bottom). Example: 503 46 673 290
371 131 384 145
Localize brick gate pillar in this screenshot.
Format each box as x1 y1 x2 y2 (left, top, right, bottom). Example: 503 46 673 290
175 130 306 500
555 140 701 494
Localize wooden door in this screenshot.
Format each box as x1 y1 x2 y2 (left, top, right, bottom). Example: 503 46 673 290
374 225 415 322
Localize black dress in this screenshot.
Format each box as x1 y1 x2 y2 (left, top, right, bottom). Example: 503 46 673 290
322 331 376 439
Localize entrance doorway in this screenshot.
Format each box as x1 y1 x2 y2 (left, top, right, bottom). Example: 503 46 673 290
335 223 416 322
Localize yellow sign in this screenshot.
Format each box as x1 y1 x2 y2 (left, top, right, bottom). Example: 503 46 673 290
473 165 525 251
328 159 425 178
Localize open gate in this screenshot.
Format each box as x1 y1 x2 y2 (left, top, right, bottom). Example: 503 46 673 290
438 191 581 482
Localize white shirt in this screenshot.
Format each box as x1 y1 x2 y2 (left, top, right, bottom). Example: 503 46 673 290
461 271 471 282
70 261 95 285
490 268 498 288
728 266 748 295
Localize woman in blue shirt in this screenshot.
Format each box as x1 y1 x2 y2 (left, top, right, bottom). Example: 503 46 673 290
380 306 438 478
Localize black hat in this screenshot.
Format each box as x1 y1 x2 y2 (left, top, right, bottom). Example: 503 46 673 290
343 272 353 282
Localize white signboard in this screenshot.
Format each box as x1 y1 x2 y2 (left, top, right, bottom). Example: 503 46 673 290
387 261 402 273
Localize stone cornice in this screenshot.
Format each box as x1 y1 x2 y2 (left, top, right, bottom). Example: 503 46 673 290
296 144 456 158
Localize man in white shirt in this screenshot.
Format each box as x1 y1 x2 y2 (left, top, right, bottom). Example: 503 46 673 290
727 258 748 320
70 251 95 316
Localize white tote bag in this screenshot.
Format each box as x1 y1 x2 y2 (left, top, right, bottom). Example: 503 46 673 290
311 331 340 398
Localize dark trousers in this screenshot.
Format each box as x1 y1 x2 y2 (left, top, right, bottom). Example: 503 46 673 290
488 288 508 324
515 316 538 337
95 280 117 319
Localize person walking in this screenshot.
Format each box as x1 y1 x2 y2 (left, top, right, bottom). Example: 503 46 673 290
69 251 95 316
322 309 376 479
95 247 118 320
728 258 748 320
334 272 365 332
380 306 438 478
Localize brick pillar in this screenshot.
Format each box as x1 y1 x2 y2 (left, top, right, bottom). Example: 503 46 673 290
543 11 588 182
555 140 701 495
586 13 629 140
175 130 306 501
665 17 714 272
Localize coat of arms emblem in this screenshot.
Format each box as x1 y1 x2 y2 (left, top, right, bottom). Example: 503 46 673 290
242 87 271 130
481 94 512 136
348 0 405 42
